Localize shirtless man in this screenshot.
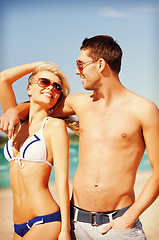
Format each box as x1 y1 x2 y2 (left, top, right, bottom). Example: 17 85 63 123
0 35 159 240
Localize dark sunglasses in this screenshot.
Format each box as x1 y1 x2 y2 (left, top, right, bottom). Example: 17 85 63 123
37 78 62 95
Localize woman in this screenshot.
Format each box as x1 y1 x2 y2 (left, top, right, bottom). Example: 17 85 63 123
0 62 71 240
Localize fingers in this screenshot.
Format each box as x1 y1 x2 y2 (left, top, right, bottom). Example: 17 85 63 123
0 117 9 135
101 216 133 235
0 108 20 138
7 121 20 139
8 122 15 139
101 221 113 235
13 123 20 136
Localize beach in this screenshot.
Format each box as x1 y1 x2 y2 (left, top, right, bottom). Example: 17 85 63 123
0 170 158 240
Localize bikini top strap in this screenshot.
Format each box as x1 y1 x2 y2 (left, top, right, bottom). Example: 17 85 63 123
40 117 49 131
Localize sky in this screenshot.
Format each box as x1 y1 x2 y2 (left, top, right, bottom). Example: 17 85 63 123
0 0 159 121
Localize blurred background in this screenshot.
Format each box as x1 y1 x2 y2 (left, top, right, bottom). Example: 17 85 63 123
0 0 159 122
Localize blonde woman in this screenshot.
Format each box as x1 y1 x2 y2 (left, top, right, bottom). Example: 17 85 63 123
0 62 71 240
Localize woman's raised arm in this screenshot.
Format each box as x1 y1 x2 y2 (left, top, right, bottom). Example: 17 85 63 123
0 62 44 112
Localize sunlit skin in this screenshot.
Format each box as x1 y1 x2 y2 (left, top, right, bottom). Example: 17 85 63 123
11 72 61 224
53 49 159 233
69 51 146 212
0 63 71 240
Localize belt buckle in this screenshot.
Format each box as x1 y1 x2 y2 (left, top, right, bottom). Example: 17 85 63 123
89 212 98 226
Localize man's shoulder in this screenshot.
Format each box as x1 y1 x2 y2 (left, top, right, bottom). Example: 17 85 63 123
129 92 159 120
68 92 90 99
66 92 91 104
131 93 158 111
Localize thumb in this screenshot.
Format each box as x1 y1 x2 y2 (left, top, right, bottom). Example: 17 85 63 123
101 221 113 235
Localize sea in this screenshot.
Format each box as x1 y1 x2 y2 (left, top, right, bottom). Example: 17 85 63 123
0 145 151 188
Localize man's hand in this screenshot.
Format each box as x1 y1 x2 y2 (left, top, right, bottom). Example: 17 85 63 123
0 107 20 138
101 216 134 234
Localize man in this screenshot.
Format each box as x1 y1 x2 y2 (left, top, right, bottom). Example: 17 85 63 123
0 35 159 240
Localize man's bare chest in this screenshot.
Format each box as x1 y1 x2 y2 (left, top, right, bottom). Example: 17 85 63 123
79 108 141 143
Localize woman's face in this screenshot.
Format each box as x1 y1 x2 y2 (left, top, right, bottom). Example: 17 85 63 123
27 71 62 110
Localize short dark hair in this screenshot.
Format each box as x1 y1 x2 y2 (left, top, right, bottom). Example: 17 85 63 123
81 35 122 73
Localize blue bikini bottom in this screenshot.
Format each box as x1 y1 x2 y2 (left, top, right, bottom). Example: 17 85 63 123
14 210 61 237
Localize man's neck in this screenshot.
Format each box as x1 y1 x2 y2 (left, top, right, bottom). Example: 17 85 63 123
91 75 125 104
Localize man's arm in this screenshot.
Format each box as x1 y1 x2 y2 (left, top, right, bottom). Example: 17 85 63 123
102 101 159 233
124 102 159 220
50 94 78 117
0 103 30 137
0 94 77 138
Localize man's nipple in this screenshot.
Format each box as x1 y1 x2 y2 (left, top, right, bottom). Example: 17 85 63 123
121 133 127 139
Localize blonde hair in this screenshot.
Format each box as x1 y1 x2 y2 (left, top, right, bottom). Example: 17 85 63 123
28 62 70 101
28 62 79 135
62 116 79 136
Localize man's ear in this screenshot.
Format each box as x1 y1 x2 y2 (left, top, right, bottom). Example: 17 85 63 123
98 58 107 72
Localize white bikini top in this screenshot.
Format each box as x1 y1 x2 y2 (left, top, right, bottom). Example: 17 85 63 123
4 117 52 168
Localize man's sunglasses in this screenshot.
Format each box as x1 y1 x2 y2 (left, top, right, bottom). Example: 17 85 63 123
36 78 62 95
76 59 98 72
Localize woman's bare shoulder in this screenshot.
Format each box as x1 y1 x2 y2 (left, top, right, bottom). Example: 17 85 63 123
46 116 66 128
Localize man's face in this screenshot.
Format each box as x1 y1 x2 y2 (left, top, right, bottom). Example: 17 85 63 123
76 49 100 90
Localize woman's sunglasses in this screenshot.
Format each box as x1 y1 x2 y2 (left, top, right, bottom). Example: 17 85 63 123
36 78 62 95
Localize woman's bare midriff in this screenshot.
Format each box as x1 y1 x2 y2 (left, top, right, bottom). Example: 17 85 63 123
10 161 59 224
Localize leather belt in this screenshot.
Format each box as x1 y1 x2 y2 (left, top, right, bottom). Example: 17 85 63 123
70 204 130 226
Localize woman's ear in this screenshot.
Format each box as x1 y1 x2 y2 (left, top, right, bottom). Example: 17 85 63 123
27 85 32 97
